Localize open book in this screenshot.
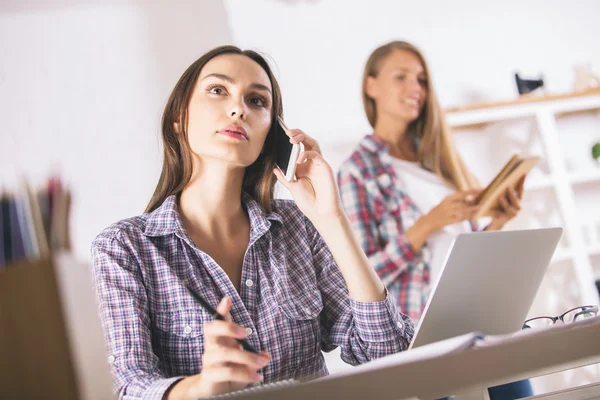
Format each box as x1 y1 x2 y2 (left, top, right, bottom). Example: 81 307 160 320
473 154 540 219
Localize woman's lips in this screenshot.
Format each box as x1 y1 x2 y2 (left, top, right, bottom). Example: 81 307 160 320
218 125 248 141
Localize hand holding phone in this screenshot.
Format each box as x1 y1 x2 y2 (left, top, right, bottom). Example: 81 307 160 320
271 123 345 227
275 117 304 182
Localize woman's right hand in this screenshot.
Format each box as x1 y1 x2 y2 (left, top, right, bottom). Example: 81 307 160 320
423 189 481 233
405 189 481 253
167 297 271 400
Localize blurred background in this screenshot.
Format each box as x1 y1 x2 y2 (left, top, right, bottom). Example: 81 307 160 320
1 0 599 395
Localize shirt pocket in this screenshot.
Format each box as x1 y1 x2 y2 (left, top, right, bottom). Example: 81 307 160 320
153 309 206 376
274 288 324 377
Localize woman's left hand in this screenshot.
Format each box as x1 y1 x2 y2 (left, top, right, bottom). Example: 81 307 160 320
485 176 525 231
273 128 344 224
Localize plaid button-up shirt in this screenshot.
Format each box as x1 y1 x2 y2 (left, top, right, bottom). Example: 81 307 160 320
337 135 433 321
92 193 414 399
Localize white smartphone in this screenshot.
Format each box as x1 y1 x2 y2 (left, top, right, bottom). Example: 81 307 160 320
275 117 304 182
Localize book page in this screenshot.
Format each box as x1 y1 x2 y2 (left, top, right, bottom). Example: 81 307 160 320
321 332 484 380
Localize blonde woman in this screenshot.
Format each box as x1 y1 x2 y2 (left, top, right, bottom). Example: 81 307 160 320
337 41 529 399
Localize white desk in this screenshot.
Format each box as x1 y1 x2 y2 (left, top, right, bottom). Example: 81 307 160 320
234 317 600 400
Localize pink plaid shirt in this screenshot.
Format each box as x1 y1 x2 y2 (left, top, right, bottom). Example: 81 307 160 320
92 193 414 399
337 135 432 321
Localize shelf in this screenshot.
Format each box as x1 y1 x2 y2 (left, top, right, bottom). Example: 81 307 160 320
569 170 600 186
445 89 600 128
589 244 600 257
446 88 600 113
552 248 573 263
443 86 600 305
550 245 600 264
500 170 600 192
526 176 554 190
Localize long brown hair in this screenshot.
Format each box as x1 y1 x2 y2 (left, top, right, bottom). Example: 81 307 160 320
145 45 284 213
362 41 478 190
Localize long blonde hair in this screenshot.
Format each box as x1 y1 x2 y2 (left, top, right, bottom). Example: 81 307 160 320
362 41 478 190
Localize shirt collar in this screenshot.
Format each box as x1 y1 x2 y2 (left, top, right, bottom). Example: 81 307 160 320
360 134 395 171
143 195 185 237
143 193 283 239
361 134 390 155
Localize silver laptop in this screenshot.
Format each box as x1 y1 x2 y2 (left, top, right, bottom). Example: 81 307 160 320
409 228 562 349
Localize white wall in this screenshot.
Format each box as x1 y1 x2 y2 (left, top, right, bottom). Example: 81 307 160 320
0 0 233 260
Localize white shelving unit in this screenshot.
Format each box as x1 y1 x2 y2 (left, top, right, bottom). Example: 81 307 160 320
446 89 600 306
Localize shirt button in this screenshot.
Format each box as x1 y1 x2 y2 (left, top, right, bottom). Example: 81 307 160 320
107 355 115 364
397 322 403 330
184 325 193 334
245 279 253 287
245 327 253 336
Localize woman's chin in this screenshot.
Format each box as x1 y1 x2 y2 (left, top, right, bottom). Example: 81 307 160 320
396 111 420 123
192 147 259 169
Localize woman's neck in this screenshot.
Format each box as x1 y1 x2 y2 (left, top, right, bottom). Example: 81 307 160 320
178 158 248 239
373 114 417 161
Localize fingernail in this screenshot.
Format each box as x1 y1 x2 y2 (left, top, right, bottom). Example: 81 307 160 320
257 356 270 366
237 327 248 337
255 373 264 382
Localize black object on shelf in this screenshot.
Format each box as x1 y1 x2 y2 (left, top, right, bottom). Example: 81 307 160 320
515 72 544 95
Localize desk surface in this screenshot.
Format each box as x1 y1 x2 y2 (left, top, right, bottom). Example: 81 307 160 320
237 317 600 400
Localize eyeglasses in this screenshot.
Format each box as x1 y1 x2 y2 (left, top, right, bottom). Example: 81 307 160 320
522 305 598 330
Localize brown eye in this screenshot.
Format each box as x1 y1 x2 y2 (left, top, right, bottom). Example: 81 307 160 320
206 84 227 95
249 97 266 107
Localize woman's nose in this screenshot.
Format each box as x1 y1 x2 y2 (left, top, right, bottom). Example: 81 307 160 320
229 98 246 119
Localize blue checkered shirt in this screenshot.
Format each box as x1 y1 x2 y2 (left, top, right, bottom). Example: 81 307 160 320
92 194 414 399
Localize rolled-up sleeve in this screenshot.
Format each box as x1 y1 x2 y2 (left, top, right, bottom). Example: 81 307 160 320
348 295 410 344
91 232 183 399
306 217 414 366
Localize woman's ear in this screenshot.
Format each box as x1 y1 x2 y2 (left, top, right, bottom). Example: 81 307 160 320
365 76 379 100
